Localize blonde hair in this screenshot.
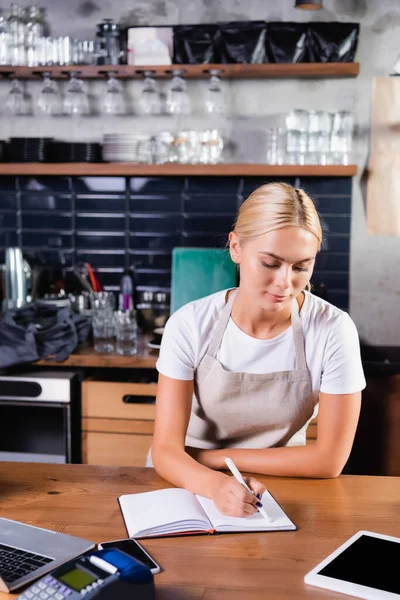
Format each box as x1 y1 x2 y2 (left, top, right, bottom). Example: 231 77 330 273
232 182 323 290
233 182 322 249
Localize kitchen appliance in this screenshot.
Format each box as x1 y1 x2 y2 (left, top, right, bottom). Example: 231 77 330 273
0 370 81 463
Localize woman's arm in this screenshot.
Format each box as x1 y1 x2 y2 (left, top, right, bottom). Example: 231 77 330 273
190 391 362 478
152 373 265 515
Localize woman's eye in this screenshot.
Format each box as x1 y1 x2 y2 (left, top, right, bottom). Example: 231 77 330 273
262 262 279 269
294 266 309 273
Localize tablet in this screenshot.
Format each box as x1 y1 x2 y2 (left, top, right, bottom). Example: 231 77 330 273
304 530 400 599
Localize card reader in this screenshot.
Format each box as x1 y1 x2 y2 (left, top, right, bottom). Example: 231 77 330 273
16 548 154 600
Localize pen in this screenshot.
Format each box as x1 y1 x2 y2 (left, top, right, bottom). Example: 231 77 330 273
224 457 271 523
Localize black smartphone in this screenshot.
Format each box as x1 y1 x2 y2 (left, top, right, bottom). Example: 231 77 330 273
98 539 161 574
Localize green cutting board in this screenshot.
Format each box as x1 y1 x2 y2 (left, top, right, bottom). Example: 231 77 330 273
171 247 237 313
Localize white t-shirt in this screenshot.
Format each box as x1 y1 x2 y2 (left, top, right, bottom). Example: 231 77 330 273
156 290 366 416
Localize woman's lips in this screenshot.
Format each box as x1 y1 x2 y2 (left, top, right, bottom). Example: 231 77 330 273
267 292 289 302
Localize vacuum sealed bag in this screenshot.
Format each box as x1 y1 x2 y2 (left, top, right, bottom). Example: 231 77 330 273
307 22 360 63
173 24 217 64
266 22 308 63
215 21 267 64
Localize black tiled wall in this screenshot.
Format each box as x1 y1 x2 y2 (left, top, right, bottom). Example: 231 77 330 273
0 175 352 310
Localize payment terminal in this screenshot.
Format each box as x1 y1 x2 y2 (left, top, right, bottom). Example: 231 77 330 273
16 548 154 600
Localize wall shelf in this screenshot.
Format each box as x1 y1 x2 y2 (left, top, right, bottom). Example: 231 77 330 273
0 63 360 80
0 163 358 176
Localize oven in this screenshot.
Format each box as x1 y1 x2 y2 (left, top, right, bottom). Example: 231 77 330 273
0 370 81 463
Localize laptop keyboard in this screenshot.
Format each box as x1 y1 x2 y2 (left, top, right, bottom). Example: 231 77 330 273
0 543 53 583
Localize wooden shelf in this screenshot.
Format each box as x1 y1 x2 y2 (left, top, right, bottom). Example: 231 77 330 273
0 62 360 80
0 163 358 176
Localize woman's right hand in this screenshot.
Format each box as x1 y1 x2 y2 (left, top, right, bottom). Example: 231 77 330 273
211 473 266 518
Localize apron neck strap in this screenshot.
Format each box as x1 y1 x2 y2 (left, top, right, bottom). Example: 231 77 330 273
208 289 307 371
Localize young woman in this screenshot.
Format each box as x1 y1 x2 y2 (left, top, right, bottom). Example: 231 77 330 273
151 182 365 518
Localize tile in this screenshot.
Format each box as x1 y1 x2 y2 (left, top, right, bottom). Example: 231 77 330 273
0 212 17 228
0 177 17 191
21 194 72 211
313 196 351 214
184 194 238 214
134 270 171 288
130 233 181 251
22 231 73 248
299 177 352 196
314 252 349 271
23 248 74 266
130 194 181 213
76 232 126 249
74 177 126 193
0 232 18 249
182 232 229 248
187 177 241 194
75 250 126 268
326 290 349 311
311 271 349 291
19 176 72 192
21 213 72 230
129 252 172 270
320 234 350 252
77 214 125 231
320 215 351 235
130 177 183 193
129 214 182 233
76 196 126 212
0 194 17 209
183 215 235 233
91 270 123 290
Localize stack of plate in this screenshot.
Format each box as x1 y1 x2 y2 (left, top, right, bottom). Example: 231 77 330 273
47 142 103 163
6 137 53 162
102 134 153 163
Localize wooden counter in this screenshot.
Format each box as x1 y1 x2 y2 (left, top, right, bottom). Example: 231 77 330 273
35 338 158 369
1 462 399 599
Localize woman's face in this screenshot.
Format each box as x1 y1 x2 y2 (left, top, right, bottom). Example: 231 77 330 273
229 226 319 313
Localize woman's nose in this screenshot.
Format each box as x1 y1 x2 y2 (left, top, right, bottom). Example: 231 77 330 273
275 267 291 290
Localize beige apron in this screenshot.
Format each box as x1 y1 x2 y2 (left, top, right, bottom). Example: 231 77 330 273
146 289 315 467
186 289 314 450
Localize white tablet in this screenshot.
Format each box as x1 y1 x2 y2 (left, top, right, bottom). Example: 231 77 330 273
304 530 400 599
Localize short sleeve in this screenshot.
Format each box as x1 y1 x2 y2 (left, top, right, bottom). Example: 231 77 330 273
156 307 197 381
320 312 366 395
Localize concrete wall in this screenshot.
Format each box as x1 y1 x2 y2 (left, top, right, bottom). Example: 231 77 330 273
1 0 400 345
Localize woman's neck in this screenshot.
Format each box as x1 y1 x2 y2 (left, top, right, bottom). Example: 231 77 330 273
228 288 304 340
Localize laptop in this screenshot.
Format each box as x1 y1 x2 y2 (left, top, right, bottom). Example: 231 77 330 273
0 517 95 593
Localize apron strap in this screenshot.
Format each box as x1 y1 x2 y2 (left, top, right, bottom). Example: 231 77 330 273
207 289 238 358
208 289 307 372
291 297 307 371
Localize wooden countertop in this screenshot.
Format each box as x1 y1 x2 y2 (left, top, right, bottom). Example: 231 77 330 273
35 337 159 368
1 462 399 599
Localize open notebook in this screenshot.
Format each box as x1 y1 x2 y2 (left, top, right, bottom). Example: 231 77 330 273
118 488 296 538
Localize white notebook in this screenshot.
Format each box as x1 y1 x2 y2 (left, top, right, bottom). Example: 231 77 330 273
118 488 296 538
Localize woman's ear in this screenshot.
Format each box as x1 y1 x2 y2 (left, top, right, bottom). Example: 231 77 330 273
229 232 241 264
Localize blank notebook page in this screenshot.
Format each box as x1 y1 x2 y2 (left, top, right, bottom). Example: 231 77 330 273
119 488 211 536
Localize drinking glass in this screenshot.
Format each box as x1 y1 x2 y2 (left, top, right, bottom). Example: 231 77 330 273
330 111 354 165
6 79 30 115
37 72 61 115
102 72 126 115
204 69 226 115
138 71 162 115
266 127 286 165
166 70 191 115
114 310 138 356
63 72 90 116
91 291 115 353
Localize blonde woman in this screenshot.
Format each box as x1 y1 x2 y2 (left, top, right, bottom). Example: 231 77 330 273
151 182 365 518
